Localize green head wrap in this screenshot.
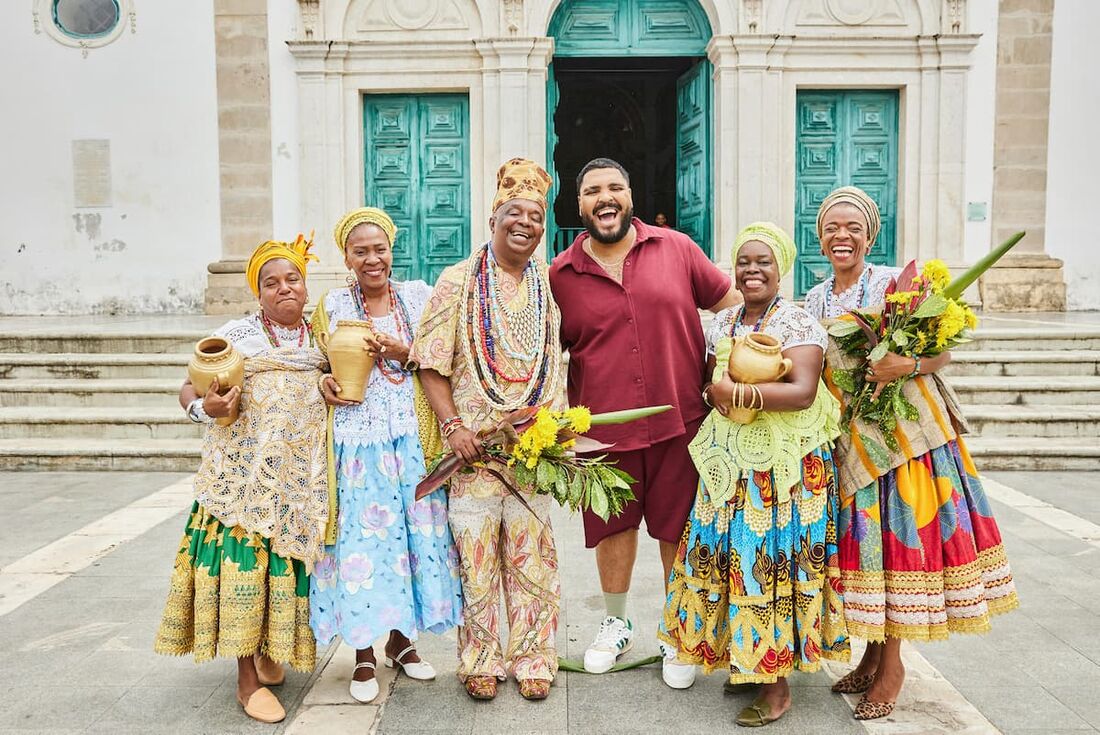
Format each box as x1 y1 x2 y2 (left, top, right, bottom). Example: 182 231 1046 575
733 222 797 277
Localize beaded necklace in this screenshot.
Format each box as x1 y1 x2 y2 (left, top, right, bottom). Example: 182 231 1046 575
460 243 561 411
258 311 312 348
350 281 413 385
732 295 782 335
823 265 871 316
486 245 541 361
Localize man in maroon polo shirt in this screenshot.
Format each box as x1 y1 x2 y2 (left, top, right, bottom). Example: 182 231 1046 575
548 158 740 686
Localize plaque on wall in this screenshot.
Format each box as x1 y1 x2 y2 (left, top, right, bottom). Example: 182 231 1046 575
72 139 112 207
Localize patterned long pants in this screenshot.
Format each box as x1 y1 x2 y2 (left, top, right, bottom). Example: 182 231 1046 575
447 489 560 682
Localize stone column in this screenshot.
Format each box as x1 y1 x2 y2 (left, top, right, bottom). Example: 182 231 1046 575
981 0 1065 311
204 0 274 314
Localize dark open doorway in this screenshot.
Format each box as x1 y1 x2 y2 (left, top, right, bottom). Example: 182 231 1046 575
549 56 698 254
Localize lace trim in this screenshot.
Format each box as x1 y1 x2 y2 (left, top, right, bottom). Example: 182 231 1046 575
707 302 827 356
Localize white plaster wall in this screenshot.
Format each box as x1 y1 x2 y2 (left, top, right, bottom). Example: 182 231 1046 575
962 0 997 265
1046 0 1100 311
0 4 220 314
269 0 303 240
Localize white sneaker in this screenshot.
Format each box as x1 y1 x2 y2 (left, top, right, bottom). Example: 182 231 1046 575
583 616 634 673
660 642 697 689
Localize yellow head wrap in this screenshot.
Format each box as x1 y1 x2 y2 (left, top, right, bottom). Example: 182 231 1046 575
734 222 797 277
816 186 881 247
245 232 318 298
492 157 553 213
333 207 398 253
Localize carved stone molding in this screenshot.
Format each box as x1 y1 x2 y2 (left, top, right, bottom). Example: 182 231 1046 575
503 0 524 36
796 0 907 28
742 0 762 33
357 0 469 32
298 0 320 39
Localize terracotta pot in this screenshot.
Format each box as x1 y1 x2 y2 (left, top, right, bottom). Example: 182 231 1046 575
316 319 374 403
726 406 759 425
187 336 245 426
727 332 793 385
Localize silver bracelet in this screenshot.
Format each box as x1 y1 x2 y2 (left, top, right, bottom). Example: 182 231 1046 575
186 397 214 424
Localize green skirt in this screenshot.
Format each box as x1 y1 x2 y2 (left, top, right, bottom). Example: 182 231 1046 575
154 502 316 671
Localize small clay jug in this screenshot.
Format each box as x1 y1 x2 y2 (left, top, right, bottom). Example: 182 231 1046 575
187 336 245 426
728 333 793 384
316 320 375 403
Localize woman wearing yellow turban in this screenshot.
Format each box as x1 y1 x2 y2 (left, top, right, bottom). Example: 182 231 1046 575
155 235 329 724
308 207 463 705
659 223 849 727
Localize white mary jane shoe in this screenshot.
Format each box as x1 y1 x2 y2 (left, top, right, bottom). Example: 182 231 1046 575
385 644 437 681
348 661 380 703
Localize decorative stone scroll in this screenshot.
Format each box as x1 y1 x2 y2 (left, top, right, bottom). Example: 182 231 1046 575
357 0 469 32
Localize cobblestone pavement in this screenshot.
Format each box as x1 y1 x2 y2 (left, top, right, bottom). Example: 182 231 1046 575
1 470 1098 734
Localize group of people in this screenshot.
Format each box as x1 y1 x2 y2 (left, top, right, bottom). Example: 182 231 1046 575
154 156 1018 727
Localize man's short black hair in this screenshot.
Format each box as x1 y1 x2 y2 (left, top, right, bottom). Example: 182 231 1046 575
576 158 630 192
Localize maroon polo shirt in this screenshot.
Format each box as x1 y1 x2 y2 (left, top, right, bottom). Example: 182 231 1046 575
549 218 731 452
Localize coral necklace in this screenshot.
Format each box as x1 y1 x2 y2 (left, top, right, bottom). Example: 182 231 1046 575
259 311 312 348
351 281 412 385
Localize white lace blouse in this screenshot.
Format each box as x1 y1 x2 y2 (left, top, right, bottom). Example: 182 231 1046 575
214 314 310 358
706 300 827 356
802 264 902 320
324 280 433 447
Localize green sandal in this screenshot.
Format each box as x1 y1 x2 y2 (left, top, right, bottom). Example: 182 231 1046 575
735 699 784 728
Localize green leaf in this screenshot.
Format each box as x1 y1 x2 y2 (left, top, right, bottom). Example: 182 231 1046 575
536 461 556 489
892 330 910 348
828 320 862 337
589 484 609 521
868 341 889 363
912 293 948 318
860 432 892 469
830 368 860 394
893 391 920 422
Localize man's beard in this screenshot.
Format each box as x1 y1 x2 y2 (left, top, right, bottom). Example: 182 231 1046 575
582 204 634 244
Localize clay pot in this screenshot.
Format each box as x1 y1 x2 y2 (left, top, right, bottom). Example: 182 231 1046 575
728 332 793 384
187 336 245 426
316 319 374 403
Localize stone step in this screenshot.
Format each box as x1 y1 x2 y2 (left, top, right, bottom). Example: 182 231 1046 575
0 379 181 407
949 376 1100 405
959 327 1100 352
0 438 200 471
961 404 1100 439
0 407 201 440
942 350 1100 377
967 437 1100 471
0 353 189 380
0 332 204 354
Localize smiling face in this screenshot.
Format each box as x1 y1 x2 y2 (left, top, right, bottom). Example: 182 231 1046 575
489 198 545 263
820 202 870 275
578 167 634 244
257 258 307 327
343 223 393 293
734 240 780 306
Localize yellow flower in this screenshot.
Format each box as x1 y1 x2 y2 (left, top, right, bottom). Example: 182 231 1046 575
511 408 561 469
886 290 919 305
935 299 967 348
915 331 929 352
563 406 592 434
964 306 979 330
922 259 952 292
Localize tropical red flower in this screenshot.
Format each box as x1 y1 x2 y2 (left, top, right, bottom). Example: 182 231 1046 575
802 454 826 495
757 648 779 674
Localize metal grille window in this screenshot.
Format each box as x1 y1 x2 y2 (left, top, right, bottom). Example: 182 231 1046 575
53 0 120 39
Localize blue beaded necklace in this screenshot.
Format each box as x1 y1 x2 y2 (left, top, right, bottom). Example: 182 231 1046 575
732 295 782 335
824 265 871 316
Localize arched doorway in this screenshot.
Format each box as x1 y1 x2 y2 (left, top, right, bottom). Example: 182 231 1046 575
546 0 713 256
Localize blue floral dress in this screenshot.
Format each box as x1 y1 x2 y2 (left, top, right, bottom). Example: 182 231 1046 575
309 281 464 648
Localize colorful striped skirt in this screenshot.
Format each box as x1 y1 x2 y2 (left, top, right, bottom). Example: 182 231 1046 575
154 502 316 671
837 437 1018 642
660 445 850 684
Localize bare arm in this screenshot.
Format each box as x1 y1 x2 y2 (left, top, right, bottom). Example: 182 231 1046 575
178 377 240 419
706 344 824 413
707 286 743 313
418 368 484 464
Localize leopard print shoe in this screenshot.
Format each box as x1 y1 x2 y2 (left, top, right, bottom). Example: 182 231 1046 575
853 695 895 721
831 671 874 694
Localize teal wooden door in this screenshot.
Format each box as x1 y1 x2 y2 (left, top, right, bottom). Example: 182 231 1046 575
364 94 470 284
794 90 898 297
547 0 711 57
676 58 712 256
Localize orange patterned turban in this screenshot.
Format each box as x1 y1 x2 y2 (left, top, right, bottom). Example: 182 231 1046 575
491 157 553 213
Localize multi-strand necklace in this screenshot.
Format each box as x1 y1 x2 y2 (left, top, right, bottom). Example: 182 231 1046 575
732 295 782 334
351 281 412 385
823 265 871 316
259 310 312 348
461 243 559 410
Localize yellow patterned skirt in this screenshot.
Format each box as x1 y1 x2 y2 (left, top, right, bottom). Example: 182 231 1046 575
154 502 315 671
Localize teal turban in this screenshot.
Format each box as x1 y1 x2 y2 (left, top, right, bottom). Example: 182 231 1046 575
734 222 797 277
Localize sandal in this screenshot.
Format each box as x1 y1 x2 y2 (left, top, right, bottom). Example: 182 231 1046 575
385 644 436 681
735 699 784 728
853 695 895 721
831 671 874 694
465 675 497 700
254 654 285 687
518 678 551 700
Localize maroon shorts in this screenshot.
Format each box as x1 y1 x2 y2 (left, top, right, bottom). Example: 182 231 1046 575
581 418 703 548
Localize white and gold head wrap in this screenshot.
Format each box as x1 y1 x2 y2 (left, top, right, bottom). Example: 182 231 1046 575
816 186 881 247
333 207 398 252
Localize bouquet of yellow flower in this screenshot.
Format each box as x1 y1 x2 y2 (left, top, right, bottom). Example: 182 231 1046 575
416 404 672 521
827 232 1024 460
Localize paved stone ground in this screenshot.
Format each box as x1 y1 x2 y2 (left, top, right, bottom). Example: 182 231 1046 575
1 470 1099 734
